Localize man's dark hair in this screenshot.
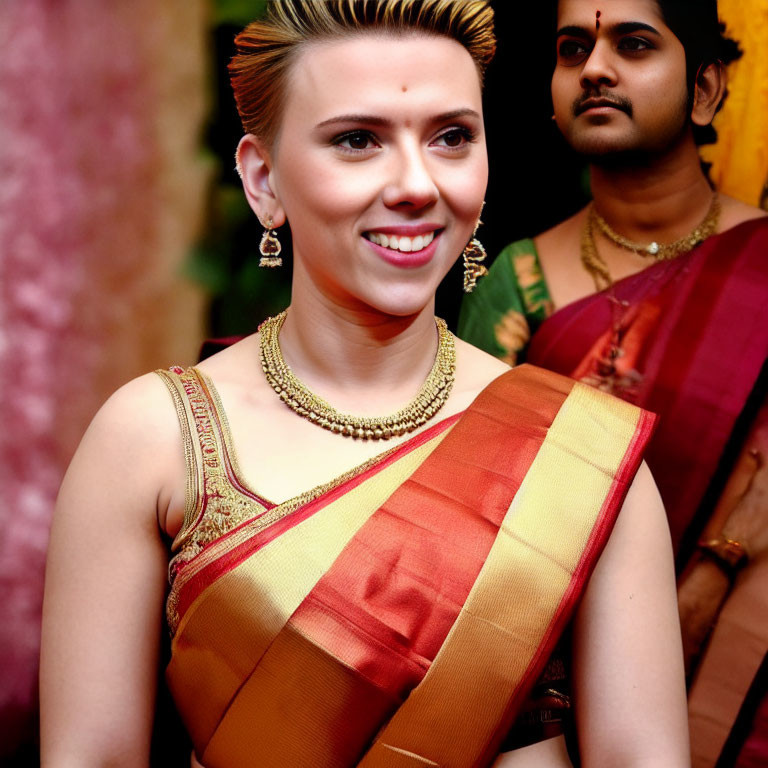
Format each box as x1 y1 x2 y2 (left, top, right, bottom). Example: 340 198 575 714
656 0 741 145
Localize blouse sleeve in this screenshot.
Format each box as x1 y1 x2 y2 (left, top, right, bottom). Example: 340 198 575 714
458 238 553 366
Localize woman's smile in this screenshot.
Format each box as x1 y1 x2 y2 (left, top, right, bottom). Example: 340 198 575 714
252 33 487 315
362 223 443 267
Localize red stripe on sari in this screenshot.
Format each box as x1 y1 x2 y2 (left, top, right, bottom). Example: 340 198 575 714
528 218 768 552
174 412 462 625
289 366 575 701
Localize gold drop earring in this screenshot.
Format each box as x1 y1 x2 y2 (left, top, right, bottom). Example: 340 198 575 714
259 217 283 268
462 205 488 293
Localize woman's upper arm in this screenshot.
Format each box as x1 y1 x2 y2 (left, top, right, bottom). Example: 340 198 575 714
572 461 690 767
40 374 183 768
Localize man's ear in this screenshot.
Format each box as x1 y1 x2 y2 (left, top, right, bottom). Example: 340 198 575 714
691 61 727 127
236 134 286 227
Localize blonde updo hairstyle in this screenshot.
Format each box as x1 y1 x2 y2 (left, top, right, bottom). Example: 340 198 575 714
229 0 496 148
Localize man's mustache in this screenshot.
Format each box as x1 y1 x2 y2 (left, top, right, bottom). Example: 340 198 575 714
572 91 633 117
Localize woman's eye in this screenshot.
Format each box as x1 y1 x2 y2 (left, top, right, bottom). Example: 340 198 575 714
618 36 652 53
433 128 474 150
558 39 590 63
333 131 378 151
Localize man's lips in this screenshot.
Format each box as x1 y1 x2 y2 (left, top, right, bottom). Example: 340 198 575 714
575 97 630 116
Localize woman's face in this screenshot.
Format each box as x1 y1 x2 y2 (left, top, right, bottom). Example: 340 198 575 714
264 33 487 317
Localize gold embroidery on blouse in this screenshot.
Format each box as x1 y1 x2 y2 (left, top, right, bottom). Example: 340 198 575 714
157 365 448 634
156 366 270 632
167 437 412 611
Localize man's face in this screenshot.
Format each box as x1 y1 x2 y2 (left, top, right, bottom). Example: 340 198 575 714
552 0 690 162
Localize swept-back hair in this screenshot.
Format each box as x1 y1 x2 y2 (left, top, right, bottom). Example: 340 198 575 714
229 0 496 145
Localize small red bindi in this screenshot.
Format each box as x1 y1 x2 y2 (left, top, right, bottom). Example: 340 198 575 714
595 9 601 30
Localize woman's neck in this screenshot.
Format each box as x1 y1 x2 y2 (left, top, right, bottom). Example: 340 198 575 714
589 138 714 243
276 287 440 414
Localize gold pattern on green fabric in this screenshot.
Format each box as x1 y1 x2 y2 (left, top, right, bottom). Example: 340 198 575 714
511 252 555 318
494 310 530 366
458 238 555 365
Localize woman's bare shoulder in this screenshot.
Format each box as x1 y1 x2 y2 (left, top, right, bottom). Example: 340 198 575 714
60 371 188 534
84 371 184 466
456 335 510 371
453 335 511 403
195 332 262 385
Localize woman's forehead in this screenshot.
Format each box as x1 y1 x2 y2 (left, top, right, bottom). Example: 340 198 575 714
281 33 482 121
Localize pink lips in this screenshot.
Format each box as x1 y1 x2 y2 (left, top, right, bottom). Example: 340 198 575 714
363 226 442 269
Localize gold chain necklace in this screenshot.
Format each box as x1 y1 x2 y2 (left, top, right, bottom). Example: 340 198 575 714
259 311 456 440
582 193 721 290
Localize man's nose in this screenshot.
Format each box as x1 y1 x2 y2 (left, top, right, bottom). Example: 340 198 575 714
580 41 618 90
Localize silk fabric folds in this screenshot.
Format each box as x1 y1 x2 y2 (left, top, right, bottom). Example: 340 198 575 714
526 220 768 768
460 218 768 766
524 218 768 554
156 364 654 767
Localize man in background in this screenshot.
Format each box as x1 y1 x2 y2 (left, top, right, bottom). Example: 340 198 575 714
460 1 768 765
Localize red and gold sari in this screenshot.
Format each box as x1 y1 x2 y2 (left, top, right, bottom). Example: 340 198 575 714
519 218 768 766
156 363 655 768
526 218 768 555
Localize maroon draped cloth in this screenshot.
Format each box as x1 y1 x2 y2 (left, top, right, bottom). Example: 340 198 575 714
527 218 768 556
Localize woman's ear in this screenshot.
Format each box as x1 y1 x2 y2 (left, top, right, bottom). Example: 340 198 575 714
691 61 727 127
236 134 286 227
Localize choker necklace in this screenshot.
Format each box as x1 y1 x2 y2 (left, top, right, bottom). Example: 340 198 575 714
582 193 721 290
259 311 456 440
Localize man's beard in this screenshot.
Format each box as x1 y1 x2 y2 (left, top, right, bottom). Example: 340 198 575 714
566 88 690 168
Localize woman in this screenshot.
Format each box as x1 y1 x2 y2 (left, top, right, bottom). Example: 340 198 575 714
40 2 688 766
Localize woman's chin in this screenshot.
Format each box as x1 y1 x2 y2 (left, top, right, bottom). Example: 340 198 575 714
354 286 442 319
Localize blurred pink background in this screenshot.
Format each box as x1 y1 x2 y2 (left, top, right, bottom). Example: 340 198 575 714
0 1 208 760
0 0 766 765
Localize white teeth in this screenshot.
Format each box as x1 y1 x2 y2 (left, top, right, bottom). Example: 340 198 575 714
367 230 437 253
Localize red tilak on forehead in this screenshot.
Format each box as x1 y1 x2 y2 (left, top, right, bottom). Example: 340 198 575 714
595 9 601 30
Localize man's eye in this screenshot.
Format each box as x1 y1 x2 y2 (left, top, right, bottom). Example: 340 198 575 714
433 128 474 149
618 36 652 52
334 131 378 151
558 39 590 62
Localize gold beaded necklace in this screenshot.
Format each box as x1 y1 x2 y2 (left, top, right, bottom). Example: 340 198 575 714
581 193 721 290
259 311 456 440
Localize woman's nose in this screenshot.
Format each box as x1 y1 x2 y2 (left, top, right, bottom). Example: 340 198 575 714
381 143 439 210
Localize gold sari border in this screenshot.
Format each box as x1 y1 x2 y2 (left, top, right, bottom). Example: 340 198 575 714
359 380 654 767
167 428 455 751
168 410 462 633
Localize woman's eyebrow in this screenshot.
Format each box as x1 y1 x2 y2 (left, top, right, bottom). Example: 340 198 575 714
315 114 392 129
315 108 480 131
434 108 481 122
